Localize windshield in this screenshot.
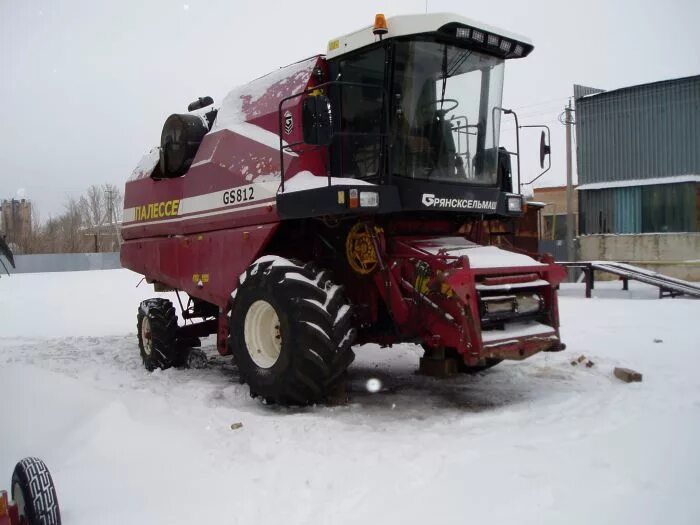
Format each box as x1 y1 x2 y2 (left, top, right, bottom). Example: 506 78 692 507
392 41 505 185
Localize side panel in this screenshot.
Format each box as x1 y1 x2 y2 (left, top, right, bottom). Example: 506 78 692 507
120 223 279 308
121 56 328 241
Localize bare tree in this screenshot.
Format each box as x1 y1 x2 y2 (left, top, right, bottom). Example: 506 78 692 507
62 197 85 252
79 184 120 252
24 184 123 254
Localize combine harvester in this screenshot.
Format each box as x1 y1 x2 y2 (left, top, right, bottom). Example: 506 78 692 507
121 13 566 405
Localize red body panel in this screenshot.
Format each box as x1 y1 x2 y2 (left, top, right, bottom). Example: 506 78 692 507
121 56 327 298
121 223 278 308
361 234 565 364
121 54 566 365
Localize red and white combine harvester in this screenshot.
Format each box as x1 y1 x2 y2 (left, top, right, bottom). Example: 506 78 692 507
121 13 566 405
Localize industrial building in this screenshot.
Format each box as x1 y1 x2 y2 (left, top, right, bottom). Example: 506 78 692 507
533 185 579 241
573 75 700 279
575 76 699 234
0 198 32 253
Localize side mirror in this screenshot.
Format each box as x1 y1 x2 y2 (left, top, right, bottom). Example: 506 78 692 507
539 130 551 169
302 95 332 146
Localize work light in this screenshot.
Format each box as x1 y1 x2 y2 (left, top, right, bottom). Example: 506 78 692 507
507 195 523 213
360 191 379 207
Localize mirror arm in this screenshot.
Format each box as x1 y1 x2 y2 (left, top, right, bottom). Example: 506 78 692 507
493 107 521 194
520 124 552 185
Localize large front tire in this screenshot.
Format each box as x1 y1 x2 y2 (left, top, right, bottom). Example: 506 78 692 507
230 257 356 405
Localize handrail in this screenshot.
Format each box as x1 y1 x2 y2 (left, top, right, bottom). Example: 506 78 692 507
277 80 389 192
493 106 521 194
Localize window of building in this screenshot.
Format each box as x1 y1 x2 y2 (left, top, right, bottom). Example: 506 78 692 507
641 183 696 233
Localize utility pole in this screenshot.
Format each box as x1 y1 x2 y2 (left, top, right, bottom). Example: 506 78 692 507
564 99 576 275
105 188 114 226
104 187 116 251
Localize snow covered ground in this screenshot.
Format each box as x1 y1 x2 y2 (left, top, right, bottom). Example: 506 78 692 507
1 269 699 524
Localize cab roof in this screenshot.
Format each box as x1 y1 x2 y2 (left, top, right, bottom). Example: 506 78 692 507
326 12 534 60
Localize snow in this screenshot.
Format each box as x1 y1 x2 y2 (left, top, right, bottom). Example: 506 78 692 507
222 121 297 158
128 147 160 181
576 174 700 191
481 320 555 343
476 279 550 291
458 245 545 269
281 170 374 193
594 261 698 288
2 270 700 524
208 57 316 158
415 237 545 269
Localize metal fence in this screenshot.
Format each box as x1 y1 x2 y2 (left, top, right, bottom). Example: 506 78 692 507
8 252 121 274
539 240 568 262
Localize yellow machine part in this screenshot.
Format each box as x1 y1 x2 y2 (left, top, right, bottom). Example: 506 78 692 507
346 222 381 275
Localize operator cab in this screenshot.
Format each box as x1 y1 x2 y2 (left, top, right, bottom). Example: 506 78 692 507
278 13 548 219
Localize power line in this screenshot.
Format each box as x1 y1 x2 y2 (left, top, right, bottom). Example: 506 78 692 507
510 96 570 111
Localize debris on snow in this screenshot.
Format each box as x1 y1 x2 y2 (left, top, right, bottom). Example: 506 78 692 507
614 367 643 383
571 355 595 367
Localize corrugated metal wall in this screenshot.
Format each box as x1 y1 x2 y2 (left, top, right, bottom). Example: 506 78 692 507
613 187 641 233
580 183 698 234
576 75 700 185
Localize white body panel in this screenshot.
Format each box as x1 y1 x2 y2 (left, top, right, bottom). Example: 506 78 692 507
326 12 533 59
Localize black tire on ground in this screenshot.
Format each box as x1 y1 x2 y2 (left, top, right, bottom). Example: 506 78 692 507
11 457 61 525
230 257 356 405
423 345 503 374
137 298 182 371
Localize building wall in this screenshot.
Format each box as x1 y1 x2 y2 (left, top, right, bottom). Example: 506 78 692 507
575 75 700 185
533 185 578 240
579 182 698 234
0 198 32 248
578 233 700 280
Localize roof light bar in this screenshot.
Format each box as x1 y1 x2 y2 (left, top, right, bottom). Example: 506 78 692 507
452 25 527 58
456 27 470 39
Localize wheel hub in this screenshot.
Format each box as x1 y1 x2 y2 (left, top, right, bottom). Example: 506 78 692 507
141 316 153 356
244 300 282 368
13 483 25 518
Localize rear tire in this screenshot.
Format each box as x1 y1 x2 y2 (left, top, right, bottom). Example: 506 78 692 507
11 457 61 525
230 256 356 405
137 298 181 371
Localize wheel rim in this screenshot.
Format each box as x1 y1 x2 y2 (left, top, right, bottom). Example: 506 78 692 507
13 483 25 518
244 300 282 368
141 316 153 356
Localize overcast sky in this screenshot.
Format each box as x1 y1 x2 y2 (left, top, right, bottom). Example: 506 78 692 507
1 0 698 218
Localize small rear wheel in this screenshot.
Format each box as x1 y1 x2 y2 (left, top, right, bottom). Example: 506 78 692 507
137 298 181 371
11 457 61 525
230 256 356 405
